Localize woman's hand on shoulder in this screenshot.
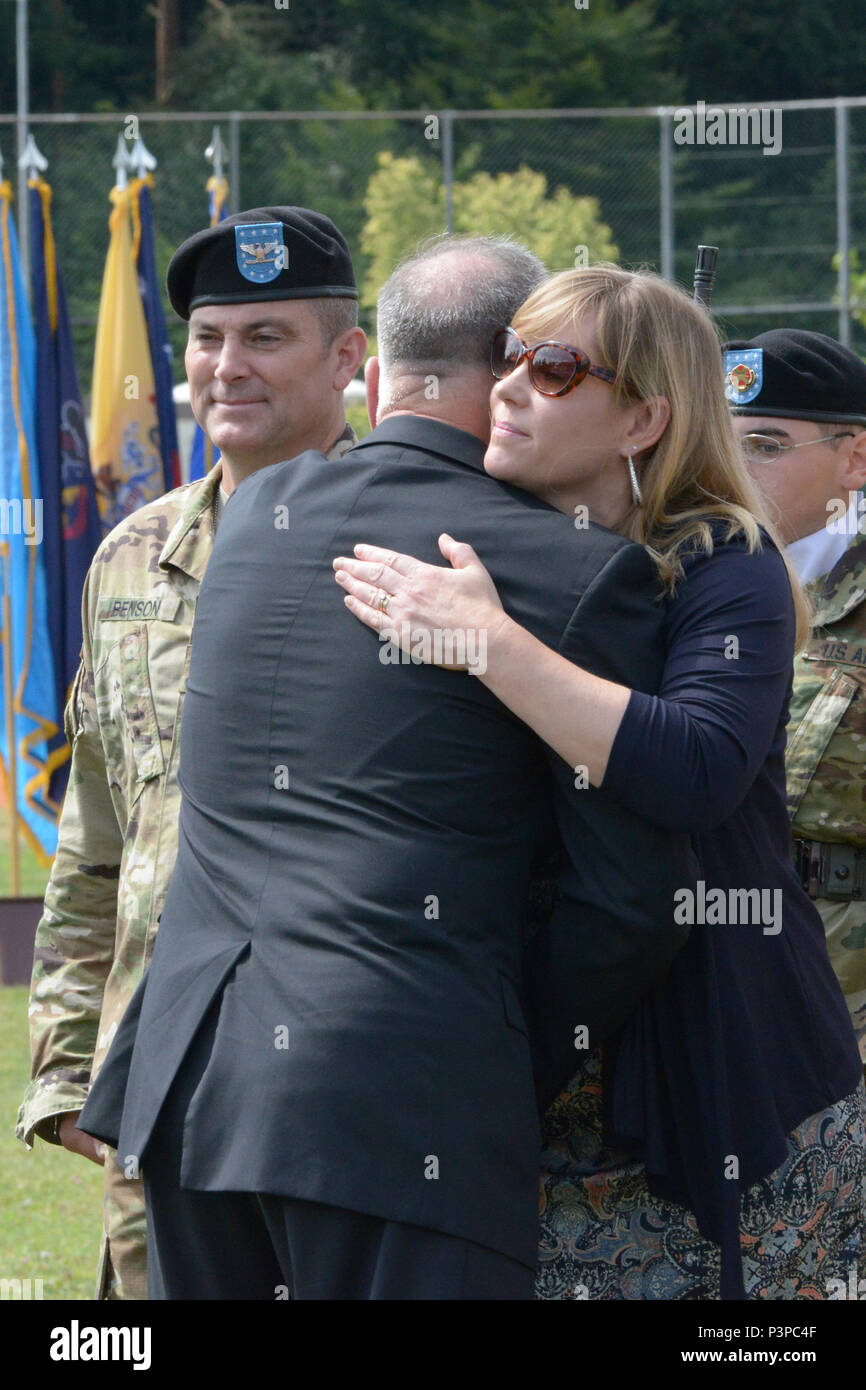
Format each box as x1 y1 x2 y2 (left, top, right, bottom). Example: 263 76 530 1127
333 534 511 671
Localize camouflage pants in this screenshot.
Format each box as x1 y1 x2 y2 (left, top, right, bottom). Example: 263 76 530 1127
818 897 866 1064
96 1147 147 1300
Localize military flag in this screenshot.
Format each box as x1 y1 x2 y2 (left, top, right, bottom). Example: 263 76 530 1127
90 179 164 533
29 174 102 808
131 170 181 492
0 176 61 866
188 171 229 481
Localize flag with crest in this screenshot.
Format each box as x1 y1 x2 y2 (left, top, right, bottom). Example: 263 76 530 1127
90 184 164 532
29 174 101 806
0 178 61 862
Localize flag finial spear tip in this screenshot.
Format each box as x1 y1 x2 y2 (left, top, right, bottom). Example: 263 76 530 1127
204 126 225 180
112 131 134 189
18 134 48 181
129 134 157 179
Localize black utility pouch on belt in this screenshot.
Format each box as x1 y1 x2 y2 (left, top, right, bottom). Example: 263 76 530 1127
793 838 866 900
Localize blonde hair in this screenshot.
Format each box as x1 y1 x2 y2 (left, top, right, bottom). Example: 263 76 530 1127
512 264 810 647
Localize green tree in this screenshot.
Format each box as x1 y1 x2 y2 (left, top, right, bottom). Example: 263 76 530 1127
833 251 866 334
360 152 618 308
6 0 866 118
334 0 680 109
170 4 352 112
360 154 445 308
661 0 866 105
453 166 618 269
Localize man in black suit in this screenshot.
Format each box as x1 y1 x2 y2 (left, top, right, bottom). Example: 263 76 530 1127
80 234 693 1300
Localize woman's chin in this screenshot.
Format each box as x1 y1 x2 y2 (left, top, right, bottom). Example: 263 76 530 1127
483 445 522 482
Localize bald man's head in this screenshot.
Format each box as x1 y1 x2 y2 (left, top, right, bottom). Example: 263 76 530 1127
376 235 546 412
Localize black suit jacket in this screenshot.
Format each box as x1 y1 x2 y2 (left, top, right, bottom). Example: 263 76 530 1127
80 416 692 1270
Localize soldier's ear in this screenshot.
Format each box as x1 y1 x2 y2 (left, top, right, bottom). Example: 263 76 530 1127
839 428 866 492
333 327 367 390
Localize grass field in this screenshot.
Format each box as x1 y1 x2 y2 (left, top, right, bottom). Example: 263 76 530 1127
0 793 100 1300
0 986 104 1299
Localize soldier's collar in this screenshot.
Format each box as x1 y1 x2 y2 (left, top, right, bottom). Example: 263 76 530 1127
325 421 357 459
158 464 223 582
810 525 866 626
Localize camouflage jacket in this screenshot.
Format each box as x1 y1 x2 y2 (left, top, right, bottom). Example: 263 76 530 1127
787 524 866 843
17 429 356 1147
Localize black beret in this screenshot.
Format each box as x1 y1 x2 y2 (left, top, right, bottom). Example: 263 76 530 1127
167 205 358 320
722 329 866 426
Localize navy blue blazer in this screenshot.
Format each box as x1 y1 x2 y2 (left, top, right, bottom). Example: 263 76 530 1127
80 416 693 1270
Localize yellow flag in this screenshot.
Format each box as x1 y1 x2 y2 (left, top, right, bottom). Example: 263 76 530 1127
90 185 163 532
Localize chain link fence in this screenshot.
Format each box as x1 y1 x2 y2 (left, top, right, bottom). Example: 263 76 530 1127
1 98 864 397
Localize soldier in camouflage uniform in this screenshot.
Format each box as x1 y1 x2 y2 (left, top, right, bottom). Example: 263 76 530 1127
16 206 366 1297
724 329 866 1061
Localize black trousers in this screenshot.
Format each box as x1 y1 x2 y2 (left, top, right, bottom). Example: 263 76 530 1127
141 998 535 1301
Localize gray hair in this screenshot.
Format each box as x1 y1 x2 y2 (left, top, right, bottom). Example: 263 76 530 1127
377 235 546 377
312 296 358 348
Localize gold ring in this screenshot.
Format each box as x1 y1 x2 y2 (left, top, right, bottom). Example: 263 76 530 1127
378 591 390 614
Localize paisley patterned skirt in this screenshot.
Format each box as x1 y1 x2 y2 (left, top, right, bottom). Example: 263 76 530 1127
536 1052 866 1300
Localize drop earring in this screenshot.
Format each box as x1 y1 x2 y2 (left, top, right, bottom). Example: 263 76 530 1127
627 451 642 507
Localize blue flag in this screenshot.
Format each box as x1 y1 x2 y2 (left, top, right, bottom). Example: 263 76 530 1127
30 177 102 808
0 180 60 864
189 175 229 482
132 175 180 492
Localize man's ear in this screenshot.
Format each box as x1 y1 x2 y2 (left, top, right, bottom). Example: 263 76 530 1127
365 356 380 430
838 428 866 492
